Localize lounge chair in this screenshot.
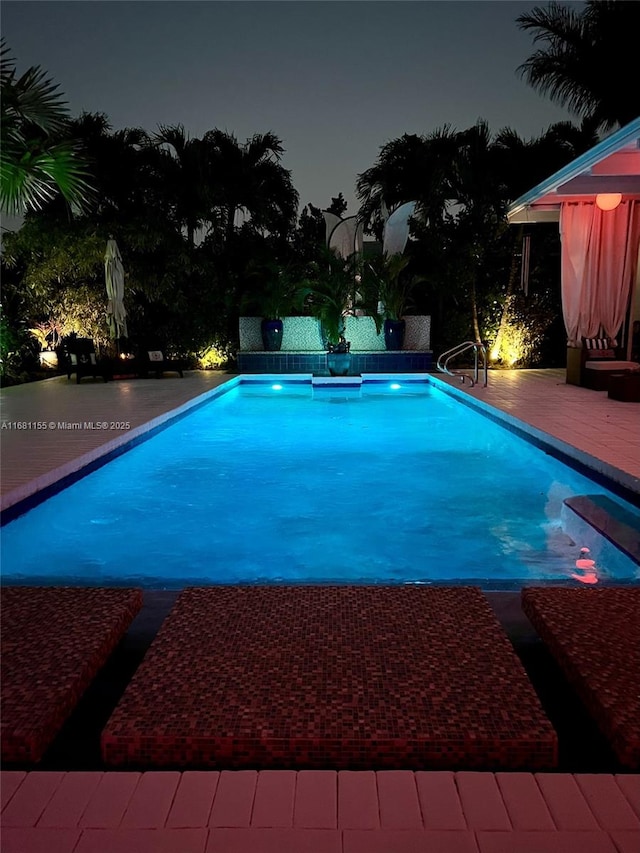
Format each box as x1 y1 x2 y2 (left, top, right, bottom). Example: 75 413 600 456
62 337 109 383
137 341 184 378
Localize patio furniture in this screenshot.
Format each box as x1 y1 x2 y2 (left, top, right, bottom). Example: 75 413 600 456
1 587 143 764
62 337 110 383
566 337 639 389
608 371 640 402
137 342 184 378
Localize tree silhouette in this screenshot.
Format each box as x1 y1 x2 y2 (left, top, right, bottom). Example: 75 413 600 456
517 1 640 130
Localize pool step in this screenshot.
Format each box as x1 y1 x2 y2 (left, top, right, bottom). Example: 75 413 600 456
564 494 640 565
311 376 363 387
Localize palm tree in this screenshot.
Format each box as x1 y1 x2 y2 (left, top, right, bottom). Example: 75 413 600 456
450 121 510 343
154 124 219 246
517 1 640 130
494 117 600 199
67 112 164 226
0 40 92 215
356 127 458 238
204 130 299 244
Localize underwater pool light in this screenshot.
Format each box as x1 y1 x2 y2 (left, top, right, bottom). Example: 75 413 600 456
390 383 401 390
271 384 283 391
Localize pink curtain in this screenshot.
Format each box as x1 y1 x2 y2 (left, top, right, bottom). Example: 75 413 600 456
597 200 640 341
560 203 595 345
560 200 640 344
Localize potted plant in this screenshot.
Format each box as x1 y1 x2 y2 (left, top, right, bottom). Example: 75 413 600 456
303 248 357 376
365 253 413 350
244 262 305 351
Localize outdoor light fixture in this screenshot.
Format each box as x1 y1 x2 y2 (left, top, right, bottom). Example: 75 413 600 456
595 193 622 211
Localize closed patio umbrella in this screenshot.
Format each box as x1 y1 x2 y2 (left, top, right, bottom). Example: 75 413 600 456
105 238 128 342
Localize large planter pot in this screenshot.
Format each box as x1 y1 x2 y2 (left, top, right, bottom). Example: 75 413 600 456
261 318 283 351
384 318 406 351
327 352 351 376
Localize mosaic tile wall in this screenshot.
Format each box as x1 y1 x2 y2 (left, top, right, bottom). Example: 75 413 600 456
102 586 557 770
239 317 264 352
239 316 431 352
522 586 640 769
344 316 385 351
282 317 325 351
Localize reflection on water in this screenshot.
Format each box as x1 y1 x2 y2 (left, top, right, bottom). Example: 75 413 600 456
571 547 600 585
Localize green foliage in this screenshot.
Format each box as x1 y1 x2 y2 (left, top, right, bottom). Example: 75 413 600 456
241 261 307 320
3 219 105 298
363 253 414 327
0 306 21 377
51 284 108 343
490 291 558 368
0 303 37 384
302 248 358 347
356 118 581 363
0 40 93 215
2 219 109 351
156 126 299 246
2 108 304 379
291 203 325 267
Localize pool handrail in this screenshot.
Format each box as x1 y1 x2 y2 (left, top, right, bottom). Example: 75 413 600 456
437 341 488 387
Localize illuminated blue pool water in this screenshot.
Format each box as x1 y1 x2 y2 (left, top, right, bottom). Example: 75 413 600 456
1 379 638 587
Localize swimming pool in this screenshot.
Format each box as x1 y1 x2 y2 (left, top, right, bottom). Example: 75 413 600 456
1 377 638 588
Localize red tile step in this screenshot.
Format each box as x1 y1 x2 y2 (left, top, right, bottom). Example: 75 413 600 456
1 587 143 764
522 586 640 768
102 586 557 770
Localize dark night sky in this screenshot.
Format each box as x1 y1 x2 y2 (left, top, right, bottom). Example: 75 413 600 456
3 0 578 216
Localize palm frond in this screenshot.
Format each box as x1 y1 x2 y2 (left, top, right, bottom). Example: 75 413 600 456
7 64 70 136
154 124 189 155
0 139 92 215
516 1 640 128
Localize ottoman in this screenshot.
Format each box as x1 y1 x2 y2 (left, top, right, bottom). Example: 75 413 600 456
608 370 640 401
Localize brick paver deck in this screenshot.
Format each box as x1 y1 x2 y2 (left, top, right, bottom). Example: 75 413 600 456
1 587 143 764
1 769 639 852
102 586 557 770
522 587 640 769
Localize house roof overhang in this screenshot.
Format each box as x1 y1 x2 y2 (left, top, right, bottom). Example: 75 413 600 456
507 117 640 224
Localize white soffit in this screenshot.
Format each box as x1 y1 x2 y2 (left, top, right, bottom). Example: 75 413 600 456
507 117 640 224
